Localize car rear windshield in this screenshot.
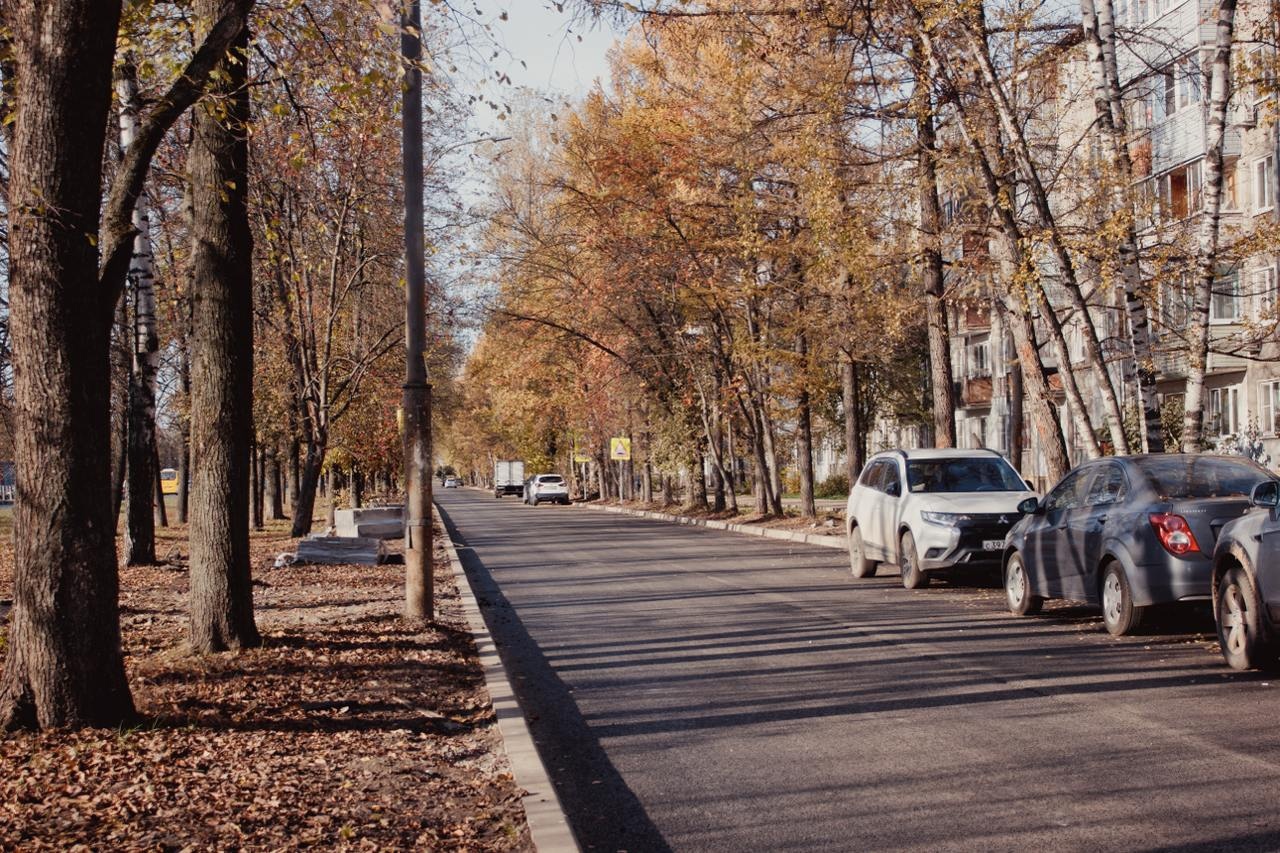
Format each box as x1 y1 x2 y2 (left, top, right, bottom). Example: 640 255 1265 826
1134 455 1273 499
906 458 1026 493
538 475 564 484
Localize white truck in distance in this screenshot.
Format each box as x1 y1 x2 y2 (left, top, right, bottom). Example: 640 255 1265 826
494 460 526 498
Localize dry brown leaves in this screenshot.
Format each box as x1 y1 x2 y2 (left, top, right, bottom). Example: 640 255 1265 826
0 517 532 851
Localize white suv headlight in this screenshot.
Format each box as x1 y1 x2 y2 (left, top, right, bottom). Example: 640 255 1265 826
921 511 972 526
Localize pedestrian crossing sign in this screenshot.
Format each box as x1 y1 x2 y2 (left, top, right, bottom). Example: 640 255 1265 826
610 437 631 461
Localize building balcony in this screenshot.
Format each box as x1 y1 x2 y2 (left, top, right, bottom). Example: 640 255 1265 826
961 375 993 408
1147 110 1241 176
958 302 990 332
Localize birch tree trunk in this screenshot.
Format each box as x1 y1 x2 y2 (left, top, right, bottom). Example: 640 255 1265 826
1081 0 1165 451
1184 0 1238 451
188 0 260 653
119 60 161 566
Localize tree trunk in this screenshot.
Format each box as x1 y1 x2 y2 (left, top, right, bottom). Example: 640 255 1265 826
111 299 130 527
120 61 160 567
1184 0 1238 452
795 331 816 518
326 466 339 532
286 436 300 518
917 19 1090 474
693 448 709 509
187 0 259 653
266 446 284 520
352 466 364 509
961 21 1128 455
914 59 957 448
0 0 135 730
760 406 783 514
177 345 191 524
1081 0 1165 451
251 440 264 531
291 440 324 536
842 355 863 484
153 443 168 528
1010 353 1026 473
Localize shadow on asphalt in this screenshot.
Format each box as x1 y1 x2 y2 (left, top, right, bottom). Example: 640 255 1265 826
436 502 673 853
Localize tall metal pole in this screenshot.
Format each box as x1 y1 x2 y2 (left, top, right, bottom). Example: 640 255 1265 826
401 0 432 621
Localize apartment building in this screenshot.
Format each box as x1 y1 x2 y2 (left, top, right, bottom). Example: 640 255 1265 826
947 0 1280 487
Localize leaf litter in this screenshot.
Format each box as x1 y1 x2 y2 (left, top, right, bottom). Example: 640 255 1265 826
0 517 533 851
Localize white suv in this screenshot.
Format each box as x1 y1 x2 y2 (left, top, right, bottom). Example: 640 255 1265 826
524 474 570 506
846 448 1034 589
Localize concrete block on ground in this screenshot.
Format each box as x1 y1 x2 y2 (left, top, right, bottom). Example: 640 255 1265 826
296 535 387 565
334 506 404 540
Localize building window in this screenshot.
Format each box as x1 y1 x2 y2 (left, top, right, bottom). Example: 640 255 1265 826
1161 275 1194 330
1211 272 1243 323
1209 386 1241 437
1224 165 1240 211
1250 46 1277 104
1154 56 1201 120
1261 381 1280 435
1256 156 1275 212
1155 161 1203 220
1249 266 1277 316
966 340 990 378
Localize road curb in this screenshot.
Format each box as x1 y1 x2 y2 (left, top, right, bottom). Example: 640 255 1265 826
434 504 579 853
576 502 847 550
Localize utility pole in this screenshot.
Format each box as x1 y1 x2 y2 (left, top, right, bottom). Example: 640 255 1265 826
401 0 432 621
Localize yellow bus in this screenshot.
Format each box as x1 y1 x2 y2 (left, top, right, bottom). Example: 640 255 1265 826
160 467 179 495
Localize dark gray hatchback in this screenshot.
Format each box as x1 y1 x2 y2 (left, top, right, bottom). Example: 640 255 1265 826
1003 454 1276 636
1211 479 1280 670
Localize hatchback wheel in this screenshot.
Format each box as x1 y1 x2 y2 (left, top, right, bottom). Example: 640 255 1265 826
1101 562 1143 636
1004 552 1043 616
848 526 877 578
899 531 929 590
1216 566 1275 671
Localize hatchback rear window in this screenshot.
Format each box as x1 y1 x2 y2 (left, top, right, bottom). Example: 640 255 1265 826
537 475 564 484
1134 455 1273 499
906 457 1026 493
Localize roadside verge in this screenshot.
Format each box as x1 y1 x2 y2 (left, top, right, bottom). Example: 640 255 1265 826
433 505 580 853
576 502 847 550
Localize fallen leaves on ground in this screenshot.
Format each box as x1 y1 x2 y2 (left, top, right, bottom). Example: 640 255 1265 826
0 518 532 851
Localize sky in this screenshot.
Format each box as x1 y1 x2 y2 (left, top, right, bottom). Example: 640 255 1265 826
467 1 622 104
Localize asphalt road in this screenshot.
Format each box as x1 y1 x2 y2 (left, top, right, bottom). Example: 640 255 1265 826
436 487 1280 853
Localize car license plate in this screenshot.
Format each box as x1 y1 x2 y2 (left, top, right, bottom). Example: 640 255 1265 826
982 539 1004 551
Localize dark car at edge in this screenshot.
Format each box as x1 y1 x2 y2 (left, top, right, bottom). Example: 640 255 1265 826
1211 479 1280 670
1002 454 1276 636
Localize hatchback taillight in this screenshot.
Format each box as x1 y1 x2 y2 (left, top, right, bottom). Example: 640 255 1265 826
1149 513 1200 555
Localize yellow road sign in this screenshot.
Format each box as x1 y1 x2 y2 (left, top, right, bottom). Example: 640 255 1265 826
609 437 631 461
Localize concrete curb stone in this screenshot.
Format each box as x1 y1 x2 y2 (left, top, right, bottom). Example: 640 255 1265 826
433 505 580 853
577 502 846 550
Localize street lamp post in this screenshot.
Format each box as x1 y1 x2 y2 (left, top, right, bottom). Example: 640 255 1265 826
401 0 432 621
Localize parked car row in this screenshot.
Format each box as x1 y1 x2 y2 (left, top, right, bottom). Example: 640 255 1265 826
847 447 1280 672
